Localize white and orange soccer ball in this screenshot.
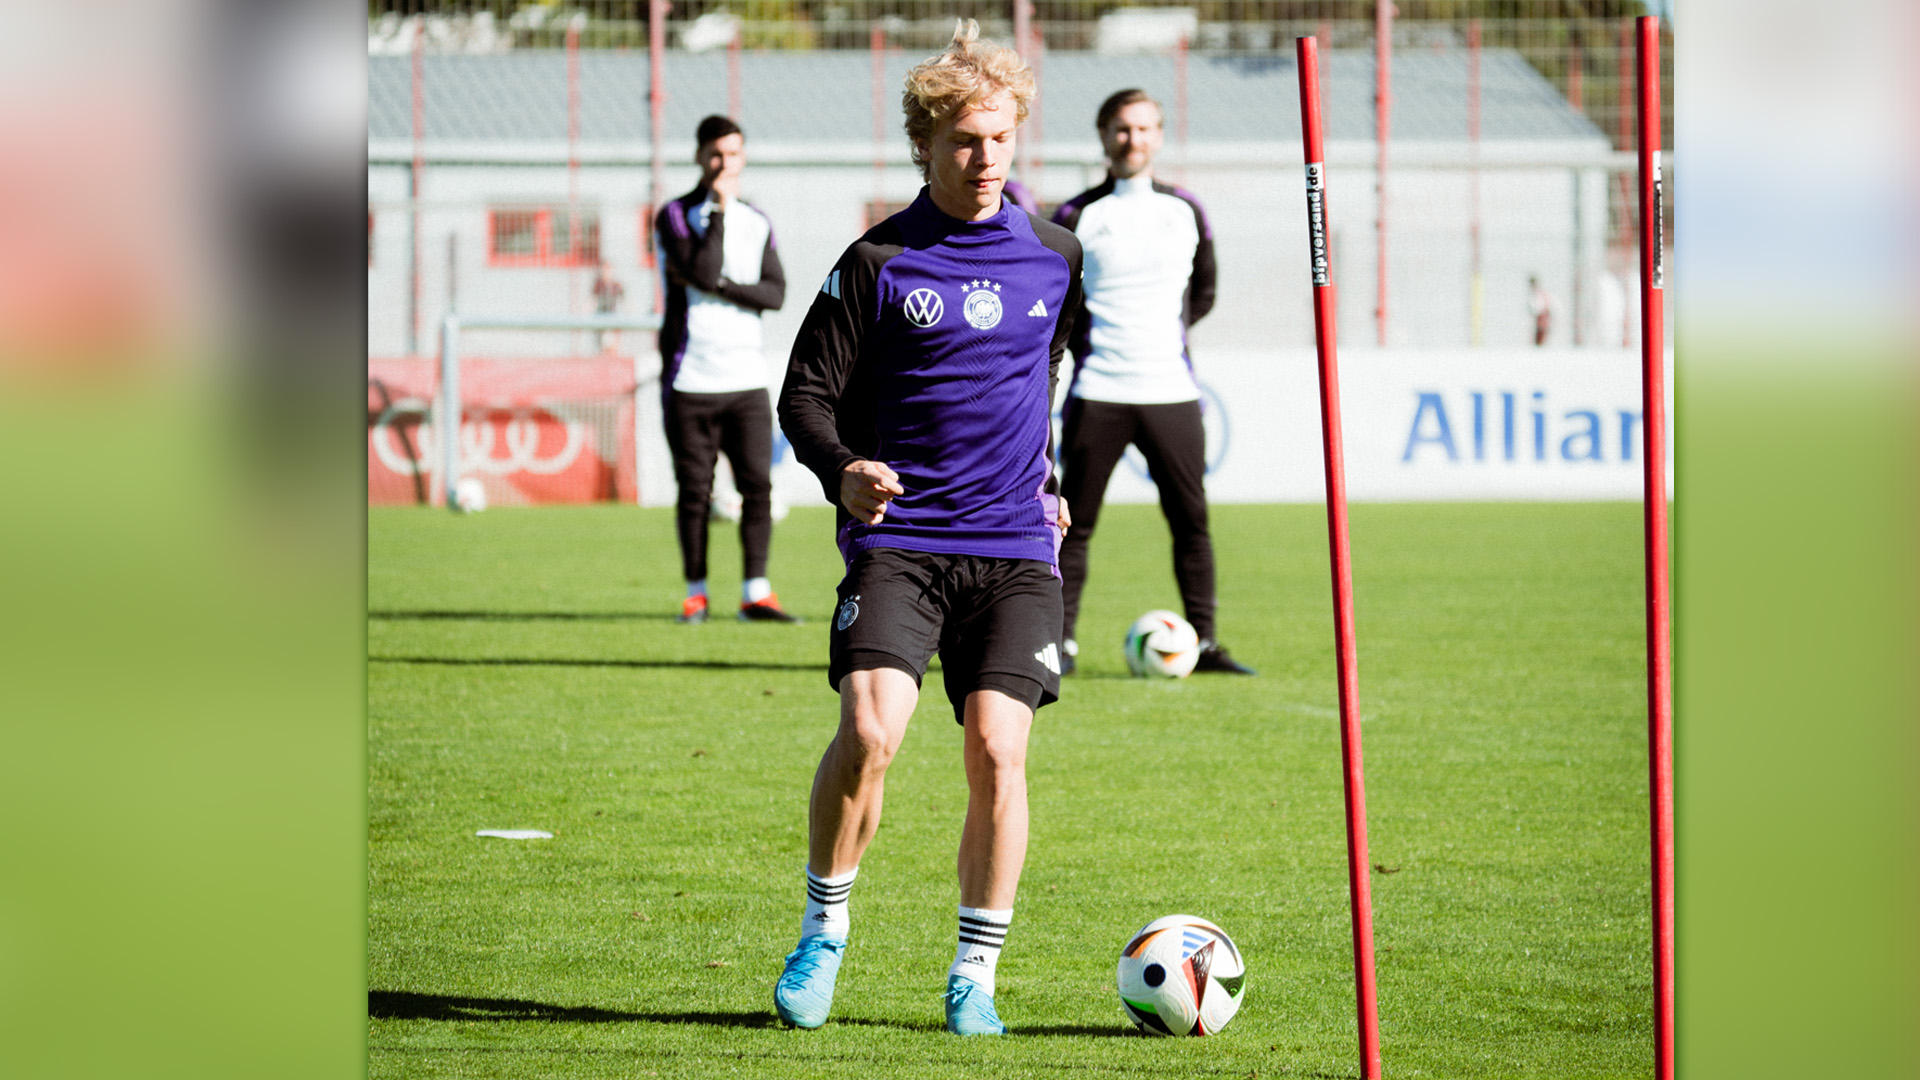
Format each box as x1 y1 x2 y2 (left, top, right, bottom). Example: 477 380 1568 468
1124 611 1200 678
1115 914 1247 1036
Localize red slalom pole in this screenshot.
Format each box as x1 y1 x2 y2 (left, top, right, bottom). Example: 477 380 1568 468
1296 35 1382 1080
1635 16 1674 1080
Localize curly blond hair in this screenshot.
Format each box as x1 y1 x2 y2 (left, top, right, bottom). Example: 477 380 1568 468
901 19 1035 178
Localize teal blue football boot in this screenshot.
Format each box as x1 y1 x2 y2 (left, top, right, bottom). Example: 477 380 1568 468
943 974 1007 1035
774 936 846 1028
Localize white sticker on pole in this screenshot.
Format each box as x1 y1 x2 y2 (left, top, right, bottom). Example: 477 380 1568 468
1649 158 1664 290
1304 162 1331 287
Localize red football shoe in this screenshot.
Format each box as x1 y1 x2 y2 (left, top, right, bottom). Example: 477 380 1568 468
738 594 800 623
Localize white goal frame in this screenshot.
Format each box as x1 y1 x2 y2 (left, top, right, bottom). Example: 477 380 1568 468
436 312 664 509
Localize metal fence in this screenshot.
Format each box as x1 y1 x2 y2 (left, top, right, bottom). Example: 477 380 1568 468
368 1 1673 354
366 1 1673 150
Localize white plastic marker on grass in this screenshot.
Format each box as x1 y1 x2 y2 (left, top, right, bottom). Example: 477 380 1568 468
476 829 553 840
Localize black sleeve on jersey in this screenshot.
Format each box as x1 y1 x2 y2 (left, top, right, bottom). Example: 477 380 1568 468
1049 196 1095 364
777 229 902 506
1182 194 1218 326
1031 216 1085 497
717 226 786 312
655 194 726 292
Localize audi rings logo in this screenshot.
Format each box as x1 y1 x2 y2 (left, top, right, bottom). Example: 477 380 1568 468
370 398 589 478
903 288 944 327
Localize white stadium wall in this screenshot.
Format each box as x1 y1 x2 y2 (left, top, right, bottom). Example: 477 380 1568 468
369 152 1648 360
372 158 1671 507
645 347 1675 513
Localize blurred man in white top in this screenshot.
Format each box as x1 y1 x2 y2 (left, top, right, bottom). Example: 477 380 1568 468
1050 89 1253 675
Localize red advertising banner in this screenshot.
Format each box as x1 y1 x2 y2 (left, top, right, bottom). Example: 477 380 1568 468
367 356 637 506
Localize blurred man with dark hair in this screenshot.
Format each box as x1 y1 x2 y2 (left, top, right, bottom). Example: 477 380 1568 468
1050 89 1253 676
654 114 795 623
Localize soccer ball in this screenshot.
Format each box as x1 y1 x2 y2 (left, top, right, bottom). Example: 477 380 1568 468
1124 611 1200 678
454 477 488 513
1115 914 1247 1037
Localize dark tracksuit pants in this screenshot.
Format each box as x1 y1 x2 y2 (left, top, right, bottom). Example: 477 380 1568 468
1058 397 1216 644
664 388 774 584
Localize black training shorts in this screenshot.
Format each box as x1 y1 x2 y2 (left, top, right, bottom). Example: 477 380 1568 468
828 548 1065 724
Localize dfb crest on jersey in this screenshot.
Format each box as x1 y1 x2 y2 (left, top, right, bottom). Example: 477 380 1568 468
903 288 943 327
960 279 1003 330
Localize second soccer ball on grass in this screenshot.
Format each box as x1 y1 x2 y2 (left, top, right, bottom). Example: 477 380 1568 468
1115 914 1248 1036
1124 610 1200 678
454 477 488 513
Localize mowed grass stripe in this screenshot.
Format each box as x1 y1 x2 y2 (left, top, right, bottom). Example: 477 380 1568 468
369 502 1651 1078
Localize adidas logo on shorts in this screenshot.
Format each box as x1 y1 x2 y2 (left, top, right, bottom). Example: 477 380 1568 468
1033 642 1061 675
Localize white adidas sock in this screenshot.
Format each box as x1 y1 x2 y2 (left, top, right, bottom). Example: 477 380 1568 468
802 866 856 941
686 579 707 599
743 577 773 604
949 906 1012 995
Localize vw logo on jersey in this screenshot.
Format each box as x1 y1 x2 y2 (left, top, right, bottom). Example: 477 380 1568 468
960 279 1003 330
903 288 944 327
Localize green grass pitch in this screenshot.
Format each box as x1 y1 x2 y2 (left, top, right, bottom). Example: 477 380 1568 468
369 501 1653 1078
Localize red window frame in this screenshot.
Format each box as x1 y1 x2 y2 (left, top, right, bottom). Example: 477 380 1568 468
487 207 601 268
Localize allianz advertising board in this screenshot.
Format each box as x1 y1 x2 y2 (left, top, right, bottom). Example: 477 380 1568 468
1058 349 1676 505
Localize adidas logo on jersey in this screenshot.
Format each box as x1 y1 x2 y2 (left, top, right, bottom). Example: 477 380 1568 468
1027 299 1048 317
1034 642 1061 675
820 269 842 299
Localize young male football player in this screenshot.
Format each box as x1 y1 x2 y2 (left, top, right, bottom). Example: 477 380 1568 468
1050 90 1254 675
654 115 796 623
773 21 1082 1036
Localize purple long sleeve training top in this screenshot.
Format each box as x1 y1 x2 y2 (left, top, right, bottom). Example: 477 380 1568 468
779 188 1084 565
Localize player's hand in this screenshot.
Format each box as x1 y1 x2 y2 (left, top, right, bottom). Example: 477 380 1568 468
1056 495 1071 536
712 173 741 209
840 460 904 524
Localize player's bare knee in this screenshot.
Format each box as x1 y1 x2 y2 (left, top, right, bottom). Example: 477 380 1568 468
966 728 1028 781
837 711 900 775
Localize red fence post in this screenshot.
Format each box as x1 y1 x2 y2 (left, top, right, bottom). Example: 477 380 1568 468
871 21 886 217
1468 17 1482 346
1373 0 1391 346
567 20 582 339
410 27 425 357
1013 0 1032 187
1174 32 1189 183
1030 26 1045 194
647 0 668 314
727 20 741 121
1297 34 1382 1080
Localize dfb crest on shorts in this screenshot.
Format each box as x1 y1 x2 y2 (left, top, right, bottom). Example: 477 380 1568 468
960 279 1003 330
835 595 860 631
903 288 943 327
